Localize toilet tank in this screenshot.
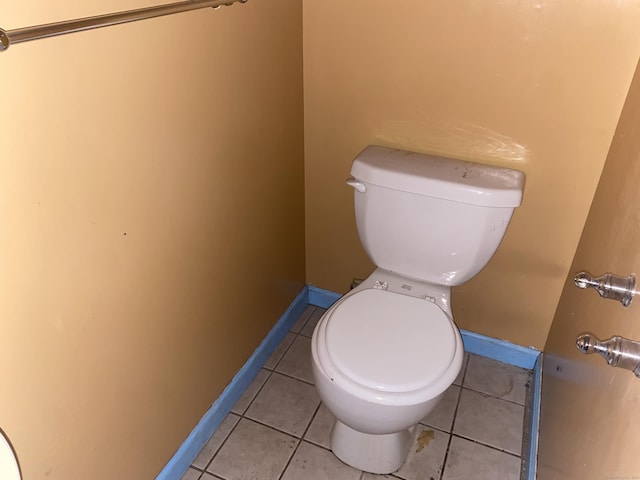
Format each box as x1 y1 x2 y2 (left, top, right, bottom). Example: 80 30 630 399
349 145 525 286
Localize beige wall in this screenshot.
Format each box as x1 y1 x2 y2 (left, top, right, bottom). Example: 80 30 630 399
303 0 640 349
0 1 304 479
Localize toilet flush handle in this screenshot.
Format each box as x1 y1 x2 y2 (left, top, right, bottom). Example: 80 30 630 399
346 179 366 193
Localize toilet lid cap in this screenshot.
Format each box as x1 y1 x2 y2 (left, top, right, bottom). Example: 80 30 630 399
325 289 458 393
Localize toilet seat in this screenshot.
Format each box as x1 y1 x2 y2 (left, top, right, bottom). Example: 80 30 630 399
317 289 458 397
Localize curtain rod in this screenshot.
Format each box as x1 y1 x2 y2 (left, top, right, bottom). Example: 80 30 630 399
0 0 247 52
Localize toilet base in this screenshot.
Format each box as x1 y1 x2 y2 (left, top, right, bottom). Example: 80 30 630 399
331 420 415 474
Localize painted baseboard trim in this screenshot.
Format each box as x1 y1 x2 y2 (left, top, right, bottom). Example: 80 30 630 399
524 353 543 480
155 287 309 480
460 329 539 370
307 284 342 309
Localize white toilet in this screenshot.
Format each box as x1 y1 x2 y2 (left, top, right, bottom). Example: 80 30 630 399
311 145 525 474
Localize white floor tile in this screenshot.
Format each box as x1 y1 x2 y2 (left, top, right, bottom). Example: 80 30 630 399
290 305 316 334
421 385 460 433
276 335 314 383
464 354 530 405
192 413 241 469
394 427 449 480
245 372 320 437
453 353 469 386
264 333 295 370
281 441 361 480
300 308 325 337
180 467 202 480
206 418 297 480
304 403 334 449
453 389 523 455
443 436 521 480
231 369 270 415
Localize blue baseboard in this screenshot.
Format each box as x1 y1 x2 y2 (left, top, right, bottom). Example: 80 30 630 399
460 329 539 370
158 284 542 480
307 285 341 309
156 287 309 480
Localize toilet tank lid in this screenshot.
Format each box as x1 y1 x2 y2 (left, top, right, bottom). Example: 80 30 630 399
351 145 525 207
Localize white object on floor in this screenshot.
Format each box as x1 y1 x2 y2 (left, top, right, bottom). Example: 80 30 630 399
0 430 20 480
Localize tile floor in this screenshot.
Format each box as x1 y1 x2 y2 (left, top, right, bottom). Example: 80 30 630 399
181 306 532 480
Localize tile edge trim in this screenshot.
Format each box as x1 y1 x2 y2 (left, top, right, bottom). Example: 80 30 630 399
155 286 309 480
524 352 543 480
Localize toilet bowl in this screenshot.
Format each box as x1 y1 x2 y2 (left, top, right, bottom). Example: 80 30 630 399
310 145 525 474
311 271 463 473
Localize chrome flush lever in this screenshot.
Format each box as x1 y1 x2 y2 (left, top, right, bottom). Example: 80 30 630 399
576 333 640 377
574 271 636 307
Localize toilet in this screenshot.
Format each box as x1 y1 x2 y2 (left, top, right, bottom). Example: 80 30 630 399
310 145 525 474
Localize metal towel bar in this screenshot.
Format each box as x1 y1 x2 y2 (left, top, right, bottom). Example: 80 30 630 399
0 0 247 52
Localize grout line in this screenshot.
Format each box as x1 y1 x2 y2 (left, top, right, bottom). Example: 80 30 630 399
300 438 332 453
272 318 322 480
202 472 226 480
298 306 326 338
290 305 315 334
270 368 315 386
276 436 303 480
276 400 327 478
239 415 301 439
302 402 323 439
239 405 318 442
232 371 272 418
290 306 315 335
181 466 205 480
218 416 303 480
449 433 523 459
275 399 323 480
458 385 528 408
439 354 469 480
265 333 297 372
199 414 243 475
419 420 456 437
